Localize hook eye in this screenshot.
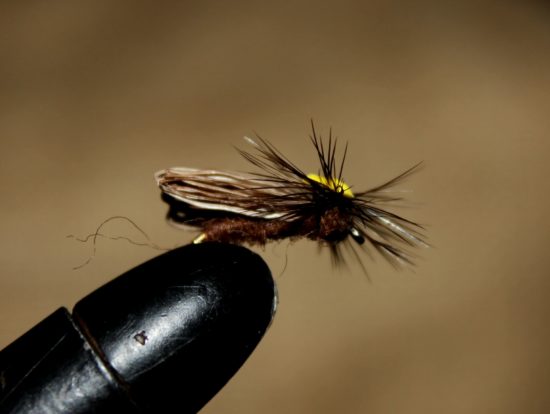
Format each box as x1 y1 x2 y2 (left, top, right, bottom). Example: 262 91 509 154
349 227 365 245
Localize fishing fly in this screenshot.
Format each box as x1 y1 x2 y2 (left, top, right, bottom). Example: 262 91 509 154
156 122 427 267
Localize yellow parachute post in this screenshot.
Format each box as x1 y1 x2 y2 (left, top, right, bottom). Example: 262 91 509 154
307 174 354 198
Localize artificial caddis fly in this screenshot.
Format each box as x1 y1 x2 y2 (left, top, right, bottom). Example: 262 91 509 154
156 123 427 268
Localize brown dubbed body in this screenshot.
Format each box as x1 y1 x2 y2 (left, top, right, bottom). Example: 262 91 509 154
198 207 352 245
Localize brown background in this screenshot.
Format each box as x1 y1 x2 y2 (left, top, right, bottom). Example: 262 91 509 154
1 1 550 413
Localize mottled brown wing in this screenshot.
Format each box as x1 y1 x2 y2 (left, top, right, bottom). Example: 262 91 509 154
155 167 295 219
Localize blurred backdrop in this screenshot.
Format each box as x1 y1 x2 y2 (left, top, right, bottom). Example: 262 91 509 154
1 1 550 413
